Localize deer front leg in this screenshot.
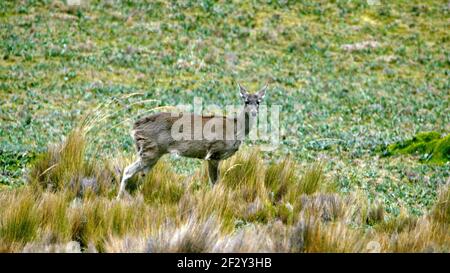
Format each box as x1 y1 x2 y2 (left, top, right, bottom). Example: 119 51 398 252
208 160 220 185
117 159 144 200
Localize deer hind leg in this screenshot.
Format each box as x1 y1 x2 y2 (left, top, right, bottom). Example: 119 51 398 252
207 160 220 185
117 159 145 199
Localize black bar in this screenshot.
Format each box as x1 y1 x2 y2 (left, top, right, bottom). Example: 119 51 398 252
0 253 447 272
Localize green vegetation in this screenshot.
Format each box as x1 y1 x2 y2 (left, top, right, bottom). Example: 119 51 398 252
0 0 449 252
383 131 450 164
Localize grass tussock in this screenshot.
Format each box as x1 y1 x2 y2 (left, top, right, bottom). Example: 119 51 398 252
0 128 449 252
29 128 89 192
28 125 117 198
0 188 40 252
298 163 326 195
141 160 185 204
431 184 450 224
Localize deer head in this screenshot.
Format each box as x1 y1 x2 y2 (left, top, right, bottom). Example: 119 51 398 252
238 83 268 117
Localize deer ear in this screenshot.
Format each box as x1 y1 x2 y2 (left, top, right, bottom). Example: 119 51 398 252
238 83 248 99
257 84 268 101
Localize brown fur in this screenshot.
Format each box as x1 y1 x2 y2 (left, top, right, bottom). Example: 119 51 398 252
133 112 241 162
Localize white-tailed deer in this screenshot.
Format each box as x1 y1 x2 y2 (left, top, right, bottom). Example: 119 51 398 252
116 83 268 199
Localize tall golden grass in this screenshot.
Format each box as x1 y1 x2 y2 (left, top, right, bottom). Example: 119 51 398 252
0 126 448 252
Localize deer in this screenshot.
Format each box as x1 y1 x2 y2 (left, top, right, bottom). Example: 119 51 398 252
116 83 268 199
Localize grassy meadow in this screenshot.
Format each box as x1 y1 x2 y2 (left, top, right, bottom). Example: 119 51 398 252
0 0 449 252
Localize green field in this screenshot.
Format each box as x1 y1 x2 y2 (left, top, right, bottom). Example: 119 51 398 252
0 0 449 252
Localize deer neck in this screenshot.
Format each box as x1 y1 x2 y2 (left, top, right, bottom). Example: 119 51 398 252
236 109 256 140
